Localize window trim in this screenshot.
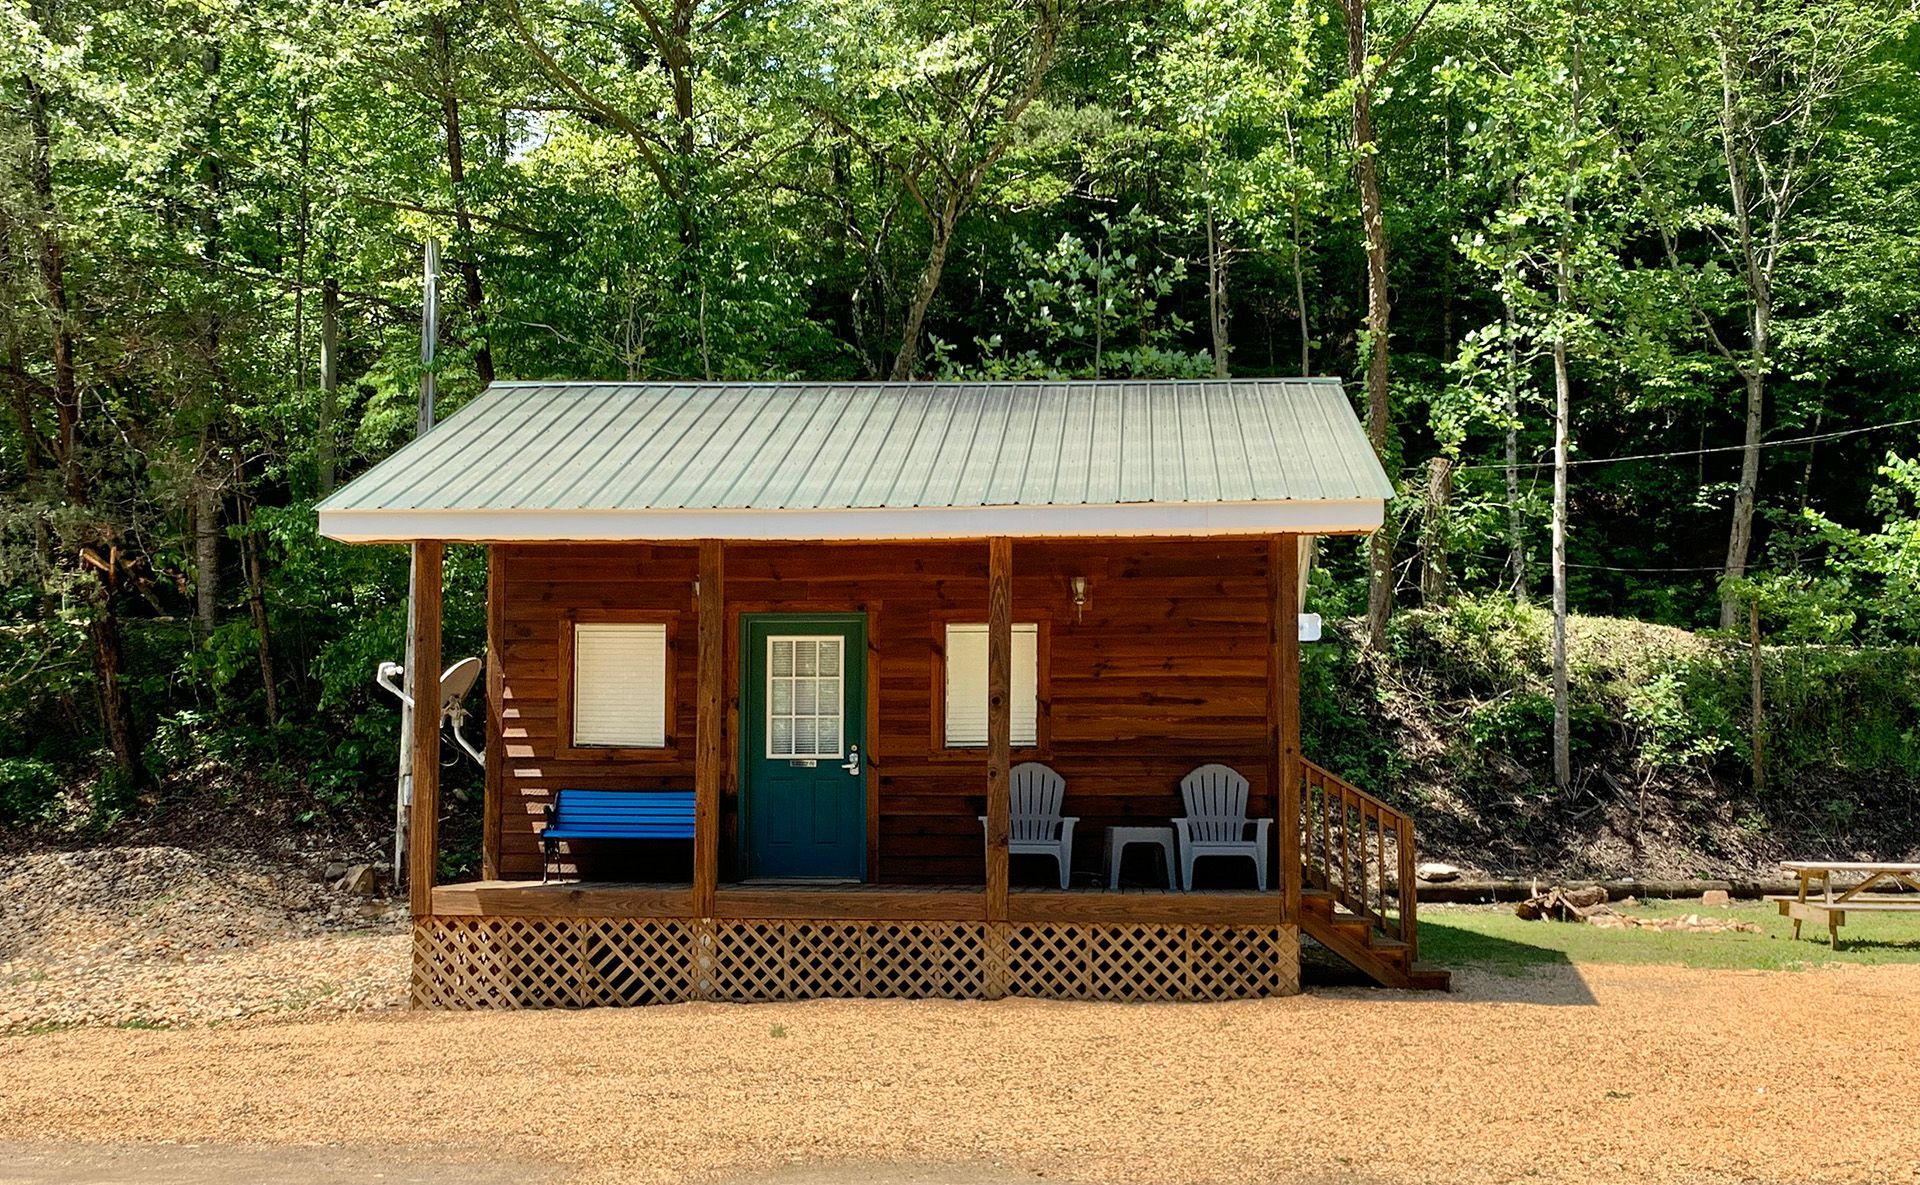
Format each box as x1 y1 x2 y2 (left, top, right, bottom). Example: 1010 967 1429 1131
557 609 682 760
929 613 1051 759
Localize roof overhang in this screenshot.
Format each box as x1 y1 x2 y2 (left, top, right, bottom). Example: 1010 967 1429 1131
317 498 1384 544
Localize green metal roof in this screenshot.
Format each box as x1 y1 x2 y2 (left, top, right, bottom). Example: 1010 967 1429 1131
317 379 1391 542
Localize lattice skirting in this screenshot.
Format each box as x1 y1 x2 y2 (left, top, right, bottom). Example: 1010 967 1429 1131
411 918 1299 1008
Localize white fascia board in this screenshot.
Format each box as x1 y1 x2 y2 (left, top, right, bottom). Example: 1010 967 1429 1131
319 499 1384 543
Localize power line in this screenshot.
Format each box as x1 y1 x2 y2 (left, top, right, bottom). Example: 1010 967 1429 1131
1462 548 1798 575
1407 415 1920 477
1564 561 1740 573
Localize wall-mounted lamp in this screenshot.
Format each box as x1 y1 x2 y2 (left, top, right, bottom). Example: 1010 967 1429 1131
1069 576 1089 623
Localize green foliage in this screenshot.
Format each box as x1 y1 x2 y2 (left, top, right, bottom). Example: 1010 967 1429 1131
0 757 61 826
1797 455 1920 643
1299 637 1394 791
1622 671 1733 770
1 0 1916 847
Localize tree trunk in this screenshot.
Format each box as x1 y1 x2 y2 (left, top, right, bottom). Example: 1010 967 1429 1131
7 339 56 616
21 70 81 501
1748 597 1765 792
890 218 952 381
1419 456 1453 604
1347 0 1395 649
88 594 142 788
1720 328 1766 627
1207 205 1230 377
1497 386 1528 599
194 475 219 642
432 16 494 386
1797 410 1821 515
317 275 339 494
23 39 148 787
239 486 278 726
1713 38 1770 629
1498 175 1529 603
293 103 309 447
1283 112 1312 376
1550 282 1572 792
1549 7 1584 793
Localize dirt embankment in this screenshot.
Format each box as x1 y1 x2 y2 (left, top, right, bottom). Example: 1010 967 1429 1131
0 846 405 1032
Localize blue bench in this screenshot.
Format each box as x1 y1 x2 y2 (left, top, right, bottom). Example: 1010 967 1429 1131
542 789 696 881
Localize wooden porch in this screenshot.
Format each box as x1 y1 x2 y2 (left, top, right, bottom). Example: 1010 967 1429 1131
431 880 1289 925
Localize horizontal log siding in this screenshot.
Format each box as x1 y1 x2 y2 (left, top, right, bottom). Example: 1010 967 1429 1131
491 540 1274 884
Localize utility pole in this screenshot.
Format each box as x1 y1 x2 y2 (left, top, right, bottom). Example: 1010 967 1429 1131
396 239 440 877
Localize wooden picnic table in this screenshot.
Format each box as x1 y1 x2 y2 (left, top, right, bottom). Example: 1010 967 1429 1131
1769 860 1920 948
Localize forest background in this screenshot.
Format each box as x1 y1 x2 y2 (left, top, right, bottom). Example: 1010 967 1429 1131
2 0 1916 875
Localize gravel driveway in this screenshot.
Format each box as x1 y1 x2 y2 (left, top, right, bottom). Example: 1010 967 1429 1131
4 961 1917 1185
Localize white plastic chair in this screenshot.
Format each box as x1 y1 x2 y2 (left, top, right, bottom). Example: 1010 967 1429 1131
1173 764 1270 891
979 761 1078 890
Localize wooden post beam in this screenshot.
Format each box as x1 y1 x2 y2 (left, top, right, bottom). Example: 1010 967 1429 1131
985 537 1013 922
408 541 444 919
1271 535 1303 923
694 539 725 918
481 545 504 882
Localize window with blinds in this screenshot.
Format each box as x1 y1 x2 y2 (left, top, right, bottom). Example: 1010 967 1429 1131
943 623 1039 748
571 622 669 748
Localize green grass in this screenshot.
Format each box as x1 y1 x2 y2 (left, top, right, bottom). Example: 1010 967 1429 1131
1420 898 1920 973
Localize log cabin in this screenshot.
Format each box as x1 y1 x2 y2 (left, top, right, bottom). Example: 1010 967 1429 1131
317 378 1448 1005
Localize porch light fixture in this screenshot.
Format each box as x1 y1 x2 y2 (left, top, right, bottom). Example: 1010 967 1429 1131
1069 575 1089 623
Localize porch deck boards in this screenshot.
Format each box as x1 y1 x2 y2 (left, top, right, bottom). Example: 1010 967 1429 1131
430 880 1285 925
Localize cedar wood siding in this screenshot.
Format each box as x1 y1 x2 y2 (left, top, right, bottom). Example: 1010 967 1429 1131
490 539 1277 884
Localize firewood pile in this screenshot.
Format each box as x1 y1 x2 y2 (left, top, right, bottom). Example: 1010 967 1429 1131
1513 885 1611 921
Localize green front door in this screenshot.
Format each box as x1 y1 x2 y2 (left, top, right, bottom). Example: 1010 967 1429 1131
740 614 867 880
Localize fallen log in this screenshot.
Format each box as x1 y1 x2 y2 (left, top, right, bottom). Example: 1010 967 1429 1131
1418 878 1809 905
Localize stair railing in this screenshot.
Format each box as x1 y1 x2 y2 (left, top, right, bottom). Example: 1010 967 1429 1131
1299 759 1419 962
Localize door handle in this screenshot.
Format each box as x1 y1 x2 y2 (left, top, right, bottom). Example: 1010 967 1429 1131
840 745 861 776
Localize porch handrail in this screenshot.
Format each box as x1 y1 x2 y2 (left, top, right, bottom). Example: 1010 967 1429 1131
1299 759 1419 963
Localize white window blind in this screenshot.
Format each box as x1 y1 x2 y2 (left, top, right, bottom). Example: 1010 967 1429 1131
944 623 1039 748
572 622 668 748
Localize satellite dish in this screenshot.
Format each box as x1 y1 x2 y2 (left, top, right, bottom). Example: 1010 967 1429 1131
439 656 482 713
373 656 487 770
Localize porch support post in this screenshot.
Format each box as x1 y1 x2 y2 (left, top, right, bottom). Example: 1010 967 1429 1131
408 541 444 919
985 537 1013 922
694 539 725 918
1270 535 1303 922
481 545 503 882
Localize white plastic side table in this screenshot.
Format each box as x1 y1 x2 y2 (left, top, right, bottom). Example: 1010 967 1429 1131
1105 825 1178 889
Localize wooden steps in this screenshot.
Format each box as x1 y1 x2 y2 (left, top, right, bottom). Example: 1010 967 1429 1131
1299 887 1451 991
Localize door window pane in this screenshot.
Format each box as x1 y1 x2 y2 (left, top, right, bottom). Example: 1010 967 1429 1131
767 636 846 758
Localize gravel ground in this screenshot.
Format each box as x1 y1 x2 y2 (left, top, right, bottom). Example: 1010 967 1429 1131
0 847 406 1032
3 962 1917 1185
4 847 1916 1183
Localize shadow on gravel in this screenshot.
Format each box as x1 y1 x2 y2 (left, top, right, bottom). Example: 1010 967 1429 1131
1303 923 1597 1006
0 1142 564 1185
711 1164 1399 1185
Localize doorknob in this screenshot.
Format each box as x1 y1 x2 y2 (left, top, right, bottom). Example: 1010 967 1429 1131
840 745 861 776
